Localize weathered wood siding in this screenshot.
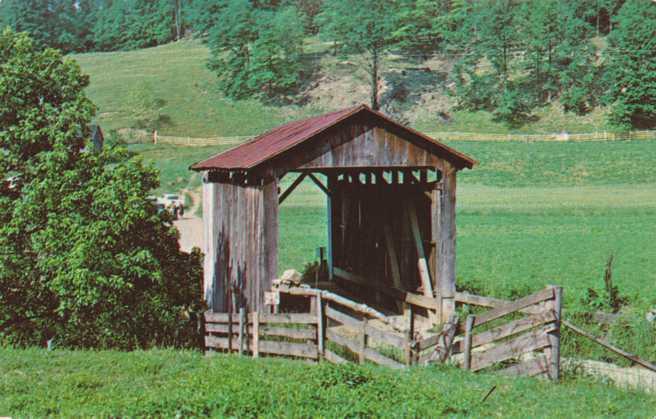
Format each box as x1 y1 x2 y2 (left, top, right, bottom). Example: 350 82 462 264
203 178 278 312
299 126 446 169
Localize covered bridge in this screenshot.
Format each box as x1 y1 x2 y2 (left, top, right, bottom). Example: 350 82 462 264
191 104 475 324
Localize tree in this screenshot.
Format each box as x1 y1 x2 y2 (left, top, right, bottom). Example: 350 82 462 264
394 0 449 58
0 29 202 349
318 0 400 110
208 1 305 100
603 0 656 129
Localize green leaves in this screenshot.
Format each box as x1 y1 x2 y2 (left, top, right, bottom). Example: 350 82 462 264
603 0 656 130
208 2 305 100
0 30 203 349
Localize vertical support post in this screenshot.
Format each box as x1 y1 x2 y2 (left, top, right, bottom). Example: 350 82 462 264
404 303 415 366
238 307 246 356
464 315 475 370
548 286 563 381
438 165 457 322
359 317 368 364
430 184 442 324
252 311 260 358
327 175 335 281
228 307 233 353
317 294 325 361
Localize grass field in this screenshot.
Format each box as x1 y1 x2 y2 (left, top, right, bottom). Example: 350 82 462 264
74 39 614 138
2 348 655 417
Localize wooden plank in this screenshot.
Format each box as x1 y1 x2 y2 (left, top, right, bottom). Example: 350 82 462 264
452 310 557 353
278 173 307 204
260 326 316 340
365 324 406 348
308 173 331 196
277 284 401 331
238 307 246 355
325 305 361 328
405 201 434 298
467 287 555 330
498 355 549 377
364 348 405 369
417 334 439 351
404 303 414 366
383 225 403 290
205 312 236 323
547 286 563 381
205 335 238 351
563 320 656 373
326 329 360 355
463 315 475 370
324 349 347 365
359 318 367 364
333 267 439 310
317 294 325 360
454 292 544 315
252 312 259 358
259 313 317 324
258 340 318 359
437 167 457 320
470 326 552 372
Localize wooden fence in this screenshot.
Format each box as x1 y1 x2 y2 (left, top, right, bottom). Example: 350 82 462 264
205 285 563 380
453 286 563 380
121 128 656 147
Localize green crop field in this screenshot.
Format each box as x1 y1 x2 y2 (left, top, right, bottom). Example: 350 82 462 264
74 39 612 138
1 348 655 417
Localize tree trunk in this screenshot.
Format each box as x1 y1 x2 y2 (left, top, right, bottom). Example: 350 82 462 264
370 49 380 111
175 0 182 41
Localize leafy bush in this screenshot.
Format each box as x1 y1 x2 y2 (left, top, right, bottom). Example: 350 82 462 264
0 30 203 349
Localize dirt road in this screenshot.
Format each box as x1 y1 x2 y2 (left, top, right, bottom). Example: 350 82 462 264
173 189 204 253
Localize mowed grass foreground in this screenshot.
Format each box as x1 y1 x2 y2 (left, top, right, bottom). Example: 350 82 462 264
1 348 655 417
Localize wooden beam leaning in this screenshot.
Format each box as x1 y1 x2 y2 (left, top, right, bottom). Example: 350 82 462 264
308 173 331 196
278 173 307 204
405 201 434 299
333 267 439 311
562 320 656 373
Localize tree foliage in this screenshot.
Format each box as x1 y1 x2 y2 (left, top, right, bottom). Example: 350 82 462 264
318 0 400 110
208 1 305 100
0 29 202 349
603 0 656 129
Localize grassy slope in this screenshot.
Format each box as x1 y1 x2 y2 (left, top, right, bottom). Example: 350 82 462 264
74 39 611 137
2 348 655 417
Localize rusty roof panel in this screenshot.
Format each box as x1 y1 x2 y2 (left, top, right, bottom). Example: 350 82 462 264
191 104 476 172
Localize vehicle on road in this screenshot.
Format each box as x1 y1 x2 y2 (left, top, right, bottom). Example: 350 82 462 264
160 193 185 219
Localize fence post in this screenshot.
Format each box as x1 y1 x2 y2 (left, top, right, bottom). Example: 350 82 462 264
546 286 563 381
238 307 246 356
464 315 475 370
252 310 259 358
316 294 325 361
359 317 367 364
404 303 414 366
228 308 233 353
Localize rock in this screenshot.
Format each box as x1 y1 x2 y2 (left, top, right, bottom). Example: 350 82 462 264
280 269 302 285
646 310 656 323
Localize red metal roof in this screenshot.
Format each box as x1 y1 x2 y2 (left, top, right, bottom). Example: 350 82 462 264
191 104 476 171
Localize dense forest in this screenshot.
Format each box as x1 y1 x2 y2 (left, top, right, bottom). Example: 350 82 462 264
2 0 655 129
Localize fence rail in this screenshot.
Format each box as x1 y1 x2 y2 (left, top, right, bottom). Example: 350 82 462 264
121 128 656 147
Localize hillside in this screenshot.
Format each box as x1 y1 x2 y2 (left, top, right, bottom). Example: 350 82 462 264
2 348 655 417
74 38 611 139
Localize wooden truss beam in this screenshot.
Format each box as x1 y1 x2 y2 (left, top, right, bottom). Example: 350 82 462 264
308 173 331 196
279 173 307 204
